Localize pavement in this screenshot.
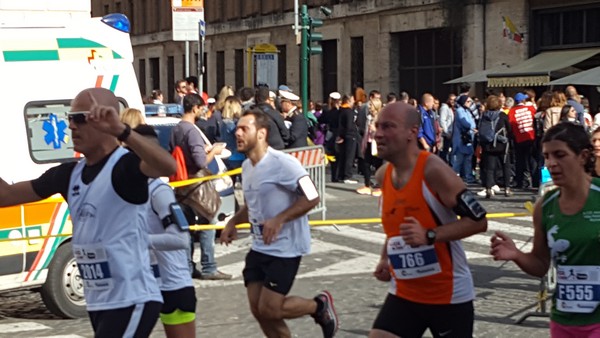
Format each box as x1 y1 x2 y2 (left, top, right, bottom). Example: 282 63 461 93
0 178 553 338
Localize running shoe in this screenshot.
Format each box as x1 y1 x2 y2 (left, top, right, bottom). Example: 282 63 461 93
356 186 372 195
371 188 381 197
312 290 339 338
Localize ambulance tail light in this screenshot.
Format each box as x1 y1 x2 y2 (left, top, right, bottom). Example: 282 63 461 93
101 13 130 33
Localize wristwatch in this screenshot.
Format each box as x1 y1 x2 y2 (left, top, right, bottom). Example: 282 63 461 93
426 229 437 245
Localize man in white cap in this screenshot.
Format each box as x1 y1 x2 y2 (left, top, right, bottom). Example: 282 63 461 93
280 91 308 149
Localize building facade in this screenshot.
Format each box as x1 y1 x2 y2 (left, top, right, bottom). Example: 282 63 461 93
91 0 600 104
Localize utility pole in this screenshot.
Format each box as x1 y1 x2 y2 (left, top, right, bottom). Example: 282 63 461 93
299 4 323 119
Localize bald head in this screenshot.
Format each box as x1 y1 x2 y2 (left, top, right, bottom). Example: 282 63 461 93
565 86 578 99
71 88 119 112
421 93 434 110
382 102 421 129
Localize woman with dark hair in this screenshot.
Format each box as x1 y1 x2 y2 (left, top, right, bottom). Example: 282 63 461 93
491 123 600 337
559 104 578 124
591 127 600 177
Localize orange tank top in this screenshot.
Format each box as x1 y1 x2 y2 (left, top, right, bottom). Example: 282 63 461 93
381 151 474 304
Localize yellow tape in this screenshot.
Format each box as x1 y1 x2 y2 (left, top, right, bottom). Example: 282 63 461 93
0 212 532 243
22 168 243 206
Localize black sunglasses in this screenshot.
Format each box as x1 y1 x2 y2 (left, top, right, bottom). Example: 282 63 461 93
68 112 89 124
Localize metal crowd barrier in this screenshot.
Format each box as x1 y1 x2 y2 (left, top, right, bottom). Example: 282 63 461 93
282 145 327 220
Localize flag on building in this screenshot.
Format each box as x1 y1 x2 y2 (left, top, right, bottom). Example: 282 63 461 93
502 16 523 43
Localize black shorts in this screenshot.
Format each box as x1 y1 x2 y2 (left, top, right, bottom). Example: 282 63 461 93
88 301 162 338
161 286 197 314
242 249 301 295
372 294 474 338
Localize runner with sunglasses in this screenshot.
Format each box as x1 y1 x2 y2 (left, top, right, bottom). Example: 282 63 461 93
0 87 177 337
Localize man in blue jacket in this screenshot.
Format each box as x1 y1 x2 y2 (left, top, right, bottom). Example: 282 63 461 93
452 95 476 184
417 93 437 153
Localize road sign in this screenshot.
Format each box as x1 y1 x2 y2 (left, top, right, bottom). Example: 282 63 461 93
172 0 204 41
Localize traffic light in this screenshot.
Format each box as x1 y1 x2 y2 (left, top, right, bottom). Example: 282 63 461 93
307 17 323 55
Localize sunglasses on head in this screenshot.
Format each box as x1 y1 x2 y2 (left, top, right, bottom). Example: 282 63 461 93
68 112 89 124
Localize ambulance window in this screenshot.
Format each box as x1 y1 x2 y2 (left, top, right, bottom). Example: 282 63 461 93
24 102 77 164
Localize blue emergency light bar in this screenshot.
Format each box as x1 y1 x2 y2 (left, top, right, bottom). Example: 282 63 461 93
101 13 130 33
144 104 184 117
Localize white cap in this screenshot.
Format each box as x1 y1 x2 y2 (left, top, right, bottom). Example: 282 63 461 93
207 97 216 104
280 90 300 101
329 92 341 100
269 91 277 99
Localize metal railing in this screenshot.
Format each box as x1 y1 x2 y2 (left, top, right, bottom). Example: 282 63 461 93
283 145 327 220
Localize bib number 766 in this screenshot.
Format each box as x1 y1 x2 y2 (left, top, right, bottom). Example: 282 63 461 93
397 252 425 268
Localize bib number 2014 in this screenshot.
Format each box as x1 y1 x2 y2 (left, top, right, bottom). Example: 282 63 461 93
78 262 109 280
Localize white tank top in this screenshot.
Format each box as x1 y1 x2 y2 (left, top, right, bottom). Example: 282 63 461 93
147 179 193 291
68 147 162 311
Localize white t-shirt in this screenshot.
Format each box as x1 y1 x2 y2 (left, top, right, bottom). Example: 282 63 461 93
241 147 311 258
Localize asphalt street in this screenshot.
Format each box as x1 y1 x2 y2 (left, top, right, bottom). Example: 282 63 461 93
0 181 551 338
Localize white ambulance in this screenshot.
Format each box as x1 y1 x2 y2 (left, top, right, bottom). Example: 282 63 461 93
0 1 144 318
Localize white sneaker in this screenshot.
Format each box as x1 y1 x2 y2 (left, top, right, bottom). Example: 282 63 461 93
477 188 494 197
491 185 501 193
343 179 358 184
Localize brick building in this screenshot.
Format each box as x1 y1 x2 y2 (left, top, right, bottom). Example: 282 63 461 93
92 0 600 105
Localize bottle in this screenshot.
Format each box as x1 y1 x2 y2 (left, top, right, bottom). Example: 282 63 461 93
541 166 552 184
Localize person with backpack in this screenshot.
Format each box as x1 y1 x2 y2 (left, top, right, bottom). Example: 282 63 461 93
479 95 512 198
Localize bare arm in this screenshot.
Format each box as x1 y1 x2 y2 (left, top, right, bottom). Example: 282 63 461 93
219 204 249 245
0 179 43 207
490 199 550 278
227 204 250 228
425 155 488 242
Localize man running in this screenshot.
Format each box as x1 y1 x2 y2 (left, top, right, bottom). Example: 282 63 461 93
220 109 339 338
0 88 176 337
369 102 488 338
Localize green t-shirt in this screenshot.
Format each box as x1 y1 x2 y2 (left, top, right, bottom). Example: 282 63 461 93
542 178 600 326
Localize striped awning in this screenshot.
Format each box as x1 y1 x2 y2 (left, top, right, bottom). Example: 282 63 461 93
487 48 600 87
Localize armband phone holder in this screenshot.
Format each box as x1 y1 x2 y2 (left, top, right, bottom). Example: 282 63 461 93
162 203 189 230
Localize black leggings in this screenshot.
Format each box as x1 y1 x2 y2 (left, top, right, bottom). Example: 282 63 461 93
482 151 511 189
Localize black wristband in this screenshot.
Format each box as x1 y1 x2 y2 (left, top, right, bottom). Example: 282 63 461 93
117 123 131 142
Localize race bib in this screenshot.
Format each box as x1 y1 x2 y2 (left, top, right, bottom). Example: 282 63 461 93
251 223 264 241
73 245 113 291
387 236 441 280
150 251 161 279
556 265 600 313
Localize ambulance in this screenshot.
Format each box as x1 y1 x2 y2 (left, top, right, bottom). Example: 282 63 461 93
0 1 144 318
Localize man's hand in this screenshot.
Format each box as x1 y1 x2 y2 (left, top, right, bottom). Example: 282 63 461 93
85 91 126 137
262 217 283 245
373 258 391 282
206 143 224 155
400 216 427 246
219 223 238 246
